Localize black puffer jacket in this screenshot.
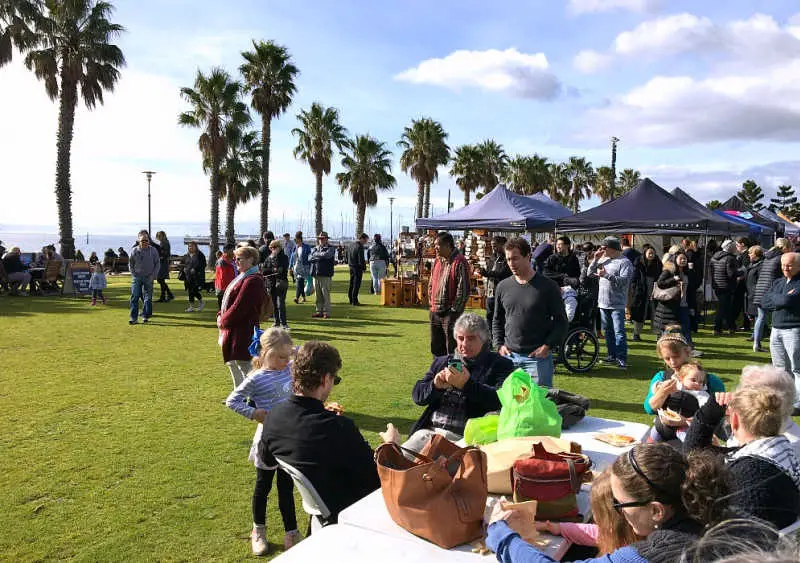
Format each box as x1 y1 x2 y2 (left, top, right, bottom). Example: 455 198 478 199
745 258 763 316
710 250 738 292
752 248 783 306
653 269 682 333
543 251 581 288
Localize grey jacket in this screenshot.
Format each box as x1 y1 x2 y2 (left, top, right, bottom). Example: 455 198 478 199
588 255 633 310
129 245 160 279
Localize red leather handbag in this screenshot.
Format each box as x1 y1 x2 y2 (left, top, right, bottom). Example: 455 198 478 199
511 442 592 520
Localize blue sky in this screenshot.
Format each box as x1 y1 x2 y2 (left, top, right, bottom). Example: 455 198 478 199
3 0 800 238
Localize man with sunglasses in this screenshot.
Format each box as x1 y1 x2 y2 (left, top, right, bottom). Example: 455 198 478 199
260 341 380 523
309 231 336 319
128 232 160 325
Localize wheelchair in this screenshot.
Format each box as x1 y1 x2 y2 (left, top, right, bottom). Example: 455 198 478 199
554 289 600 373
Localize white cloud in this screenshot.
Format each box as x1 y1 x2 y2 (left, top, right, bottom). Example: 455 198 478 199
395 48 561 100
572 49 612 73
579 61 800 146
576 12 800 73
567 0 659 15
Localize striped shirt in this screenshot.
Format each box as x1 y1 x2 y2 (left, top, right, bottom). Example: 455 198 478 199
225 365 293 419
428 250 471 314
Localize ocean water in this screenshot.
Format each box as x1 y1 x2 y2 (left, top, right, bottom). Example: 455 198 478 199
0 231 191 257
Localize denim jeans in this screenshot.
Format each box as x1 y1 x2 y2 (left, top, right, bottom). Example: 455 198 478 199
679 306 693 346
273 285 288 326
600 308 627 362
770 327 800 407
506 351 554 388
130 275 153 321
370 260 387 294
752 307 768 348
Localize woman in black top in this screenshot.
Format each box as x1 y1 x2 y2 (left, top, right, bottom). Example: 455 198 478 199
643 246 662 323
182 241 206 312
263 240 290 328
155 231 174 302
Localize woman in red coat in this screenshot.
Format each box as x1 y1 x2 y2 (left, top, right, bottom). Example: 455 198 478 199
218 246 266 388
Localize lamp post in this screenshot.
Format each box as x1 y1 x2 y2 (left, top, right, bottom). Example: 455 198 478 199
141 171 156 235
388 197 395 243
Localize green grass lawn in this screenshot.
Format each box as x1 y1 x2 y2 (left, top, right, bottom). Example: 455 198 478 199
0 268 764 560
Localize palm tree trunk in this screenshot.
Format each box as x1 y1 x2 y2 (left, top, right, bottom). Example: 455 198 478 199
55 75 78 259
415 181 425 233
314 169 324 235
210 153 221 253
355 201 366 238
225 189 236 246
260 115 271 233
464 189 470 207
423 182 431 217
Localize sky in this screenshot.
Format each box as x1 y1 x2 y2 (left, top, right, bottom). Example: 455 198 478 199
3 0 800 239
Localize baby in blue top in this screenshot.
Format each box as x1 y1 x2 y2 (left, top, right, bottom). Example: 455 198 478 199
225 327 300 556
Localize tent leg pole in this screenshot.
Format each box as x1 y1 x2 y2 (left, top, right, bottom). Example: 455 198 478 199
702 228 709 328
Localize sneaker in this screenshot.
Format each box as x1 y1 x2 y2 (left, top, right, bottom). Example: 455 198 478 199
311 312 323 318
282 325 291 332
754 346 766 353
284 530 301 550
601 356 617 365
632 334 642 342
322 313 330 319
690 349 703 357
185 305 195 312
617 359 627 369
129 319 137 325
196 300 205 312
251 527 268 556
142 317 149 324
293 297 299 304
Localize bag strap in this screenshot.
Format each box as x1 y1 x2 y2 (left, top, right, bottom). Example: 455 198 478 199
566 458 580 493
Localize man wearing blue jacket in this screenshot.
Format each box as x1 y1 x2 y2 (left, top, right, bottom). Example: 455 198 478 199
762 252 800 415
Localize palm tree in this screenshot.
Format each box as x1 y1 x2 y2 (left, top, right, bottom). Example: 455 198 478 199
179 68 250 253
548 162 571 206
476 139 508 196
10 0 125 258
450 144 482 206
565 156 594 213
292 102 349 234
593 166 616 202
398 118 450 220
619 168 641 193
336 135 396 237
0 1 38 66
240 40 299 234
503 154 551 195
212 126 262 246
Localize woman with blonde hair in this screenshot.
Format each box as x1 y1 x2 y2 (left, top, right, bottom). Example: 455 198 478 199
218 245 265 388
685 383 800 529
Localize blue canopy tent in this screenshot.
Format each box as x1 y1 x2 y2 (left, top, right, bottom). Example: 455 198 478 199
557 178 738 234
527 192 573 217
714 210 775 236
758 208 799 236
669 188 749 235
415 185 572 231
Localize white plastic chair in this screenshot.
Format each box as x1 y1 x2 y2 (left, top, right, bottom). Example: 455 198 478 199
275 457 332 533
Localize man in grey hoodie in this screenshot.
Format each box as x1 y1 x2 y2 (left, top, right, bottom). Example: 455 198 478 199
588 236 633 368
129 232 161 324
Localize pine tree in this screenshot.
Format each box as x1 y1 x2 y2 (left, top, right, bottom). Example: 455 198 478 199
769 185 797 213
737 179 765 210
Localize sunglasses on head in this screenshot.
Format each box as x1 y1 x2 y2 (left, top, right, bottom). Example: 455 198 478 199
332 374 341 385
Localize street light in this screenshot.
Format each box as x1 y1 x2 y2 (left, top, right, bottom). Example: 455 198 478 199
388 197 395 243
141 170 156 235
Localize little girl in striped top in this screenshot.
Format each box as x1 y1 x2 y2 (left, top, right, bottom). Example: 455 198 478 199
225 327 300 556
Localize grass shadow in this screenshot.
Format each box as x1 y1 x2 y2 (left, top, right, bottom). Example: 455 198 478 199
347 411 418 435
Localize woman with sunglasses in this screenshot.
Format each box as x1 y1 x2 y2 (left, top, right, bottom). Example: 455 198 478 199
218 246 266 389
487 443 732 562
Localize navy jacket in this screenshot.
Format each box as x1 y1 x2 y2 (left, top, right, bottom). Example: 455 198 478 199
409 347 514 436
760 273 800 329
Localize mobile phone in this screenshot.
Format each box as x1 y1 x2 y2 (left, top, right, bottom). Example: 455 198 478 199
448 359 463 372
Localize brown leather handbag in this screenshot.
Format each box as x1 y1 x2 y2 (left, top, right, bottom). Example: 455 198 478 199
374 435 489 549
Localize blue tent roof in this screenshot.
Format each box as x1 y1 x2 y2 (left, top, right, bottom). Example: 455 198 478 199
415 185 571 231
669 188 748 235
527 192 573 217
758 208 799 236
713 210 775 235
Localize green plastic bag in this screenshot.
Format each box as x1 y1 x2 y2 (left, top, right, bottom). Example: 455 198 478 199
497 369 562 439
463 414 499 445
